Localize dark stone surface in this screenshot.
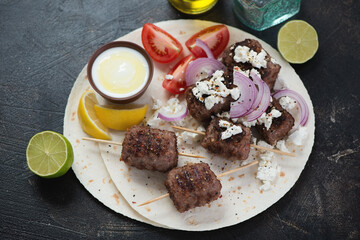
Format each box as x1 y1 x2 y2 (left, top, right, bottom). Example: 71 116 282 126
1 0 359 239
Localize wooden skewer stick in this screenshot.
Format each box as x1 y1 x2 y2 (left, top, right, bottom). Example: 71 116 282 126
138 160 259 207
171 126 295 157
82 137 206 159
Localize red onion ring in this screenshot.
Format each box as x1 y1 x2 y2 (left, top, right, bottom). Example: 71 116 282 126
158 107 188 122
185 58 226 86
231 71 270 121
230 71 256 118
273 89 309 126
196 39 214 59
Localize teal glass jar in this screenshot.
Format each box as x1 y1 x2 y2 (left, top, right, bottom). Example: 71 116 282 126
233 0 301 31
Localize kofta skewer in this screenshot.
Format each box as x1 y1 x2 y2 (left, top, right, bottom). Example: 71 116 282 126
83 125 208 173
138 161 259 209
82 137 205 159
172 125 295 157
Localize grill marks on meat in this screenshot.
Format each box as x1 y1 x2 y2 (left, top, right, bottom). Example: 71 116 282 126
120 125 178 172
165 163 222 213
221 39 281 90
256 98 294 145
202 118 251 160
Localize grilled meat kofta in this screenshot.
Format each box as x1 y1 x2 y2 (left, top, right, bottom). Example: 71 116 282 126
221 39 281 90
202 118 251 160
165 163 222 213
256 98 295 145
185 70 240 124
120 125 178 172
185 85 233 124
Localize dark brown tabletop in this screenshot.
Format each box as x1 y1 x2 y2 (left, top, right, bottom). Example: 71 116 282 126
1 0 359 239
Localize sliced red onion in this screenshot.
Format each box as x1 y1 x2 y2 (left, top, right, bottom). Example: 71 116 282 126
185 58 226 86
230 71 256 118
240 71 271 122
196 39 214 59
273 89 309 126
245 82 271 122
158 107 188 122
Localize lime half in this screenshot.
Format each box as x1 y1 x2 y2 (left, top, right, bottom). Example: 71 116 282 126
26 131 74 178
277 20 319 64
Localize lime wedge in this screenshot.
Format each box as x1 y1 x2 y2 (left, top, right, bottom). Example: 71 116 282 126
277 20 319 64
26 131 74 178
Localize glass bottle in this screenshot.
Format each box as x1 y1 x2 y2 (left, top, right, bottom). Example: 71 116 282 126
233 0 301 31
168 0 218 14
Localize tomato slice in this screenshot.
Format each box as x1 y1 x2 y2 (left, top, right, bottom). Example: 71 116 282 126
162 55 195 94
141 23 183 63
185 25 229 59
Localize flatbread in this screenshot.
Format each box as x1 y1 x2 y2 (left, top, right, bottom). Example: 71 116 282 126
96 20 315 231
63 52 170 229
64 19 314 231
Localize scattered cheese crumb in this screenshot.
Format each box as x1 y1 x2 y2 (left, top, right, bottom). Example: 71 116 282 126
219 120 243 140
276 140 289 153
234 46 267 69
257 108 282 130
256 151 280 191
288 126 308 146
279 96 296 111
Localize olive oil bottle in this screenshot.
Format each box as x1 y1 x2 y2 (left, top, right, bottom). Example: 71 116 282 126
168 0 218 14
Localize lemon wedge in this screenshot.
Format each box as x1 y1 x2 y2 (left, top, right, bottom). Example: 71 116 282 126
94 104 148 130
78 91 111 140
277 20 319 64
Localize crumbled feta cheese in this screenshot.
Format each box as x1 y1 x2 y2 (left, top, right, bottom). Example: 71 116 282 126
204 95 224 110
219 120 243 140
276 140 289 153
152 97 163 110
270 57 278 64
233 66 250 77
256 151 280 191
257 108 282 130
165 74 174 80
257 140 274 152
180 126 205 144
217 111 230 119
279 96 296 111
146 115 162 127
191 70 239 110
179 88 184 91
251 68 261 78
147 97 186 127
162 98 183 115
288 126 308 146
233 46 267 69
234 45 250 63
241 120 257 128
230 87 240 100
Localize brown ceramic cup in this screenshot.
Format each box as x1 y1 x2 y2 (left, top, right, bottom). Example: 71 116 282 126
87 41 154 103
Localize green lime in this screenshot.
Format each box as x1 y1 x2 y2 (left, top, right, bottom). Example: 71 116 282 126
26 131 74 178
277 20 319 64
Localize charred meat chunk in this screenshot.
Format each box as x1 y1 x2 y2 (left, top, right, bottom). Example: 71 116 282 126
165 163 222 213
120 125 178 172
256 98 295 145
185 84 233 124
221 39 281 90
201 118 251 160
185 71 239 124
